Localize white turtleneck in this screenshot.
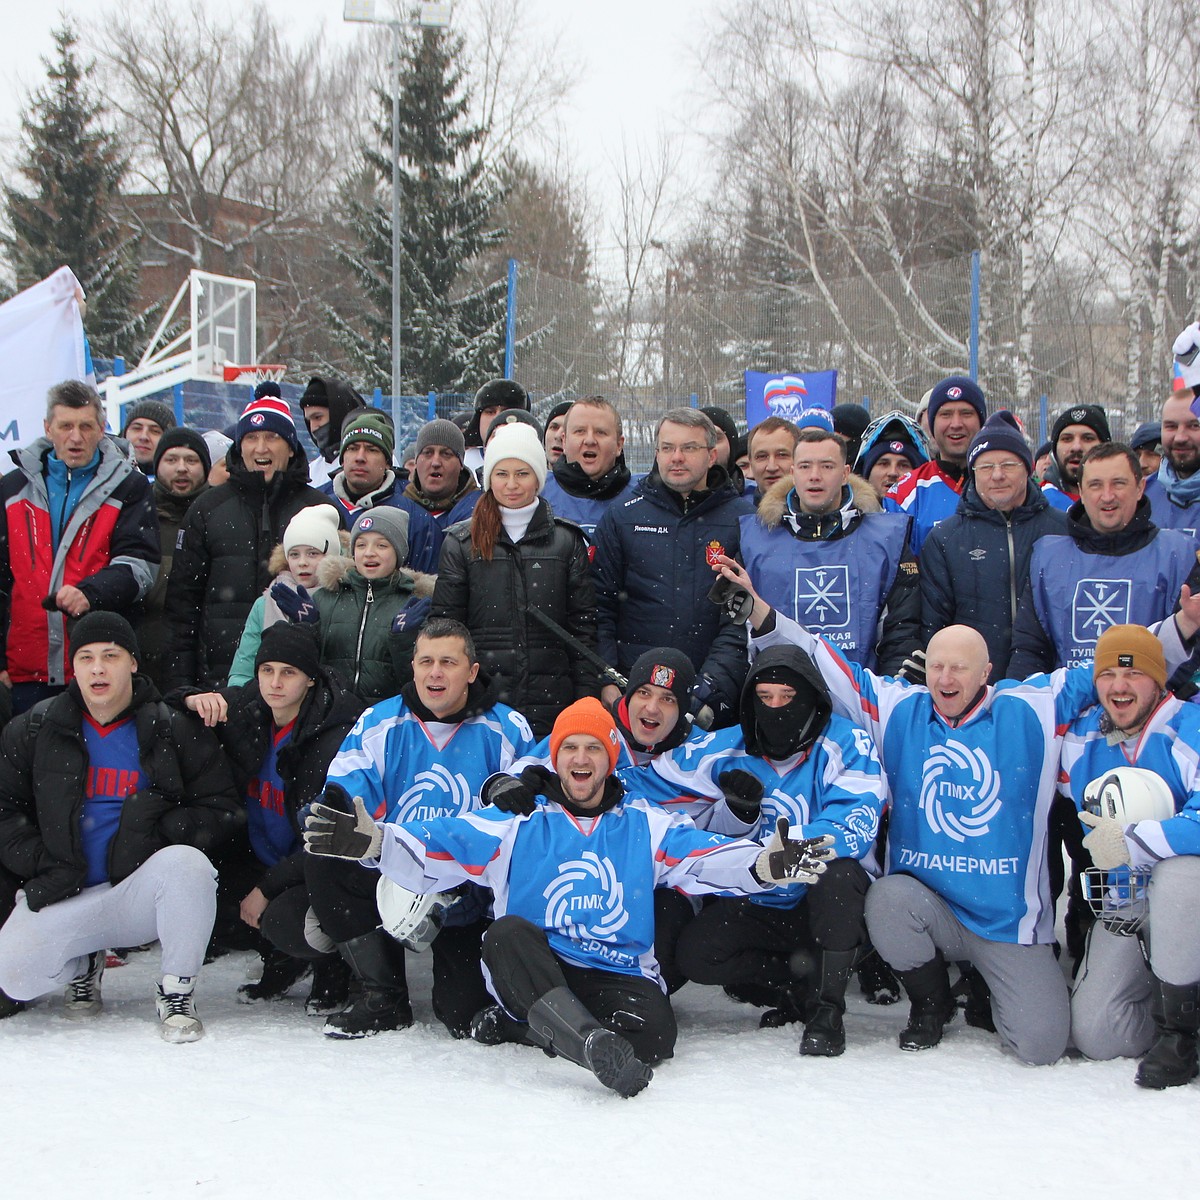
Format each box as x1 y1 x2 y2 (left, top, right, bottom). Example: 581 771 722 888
499 497 539 543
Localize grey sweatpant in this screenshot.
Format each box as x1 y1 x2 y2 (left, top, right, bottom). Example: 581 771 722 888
866 873 1069 1065
0 845 218 1002
1071 855 1200 1061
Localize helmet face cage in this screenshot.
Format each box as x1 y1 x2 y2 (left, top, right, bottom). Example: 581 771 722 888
1082 866 1152 937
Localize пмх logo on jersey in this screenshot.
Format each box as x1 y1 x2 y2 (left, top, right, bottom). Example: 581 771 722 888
920 741 1002 842
543 851 629 941
393 764 471 822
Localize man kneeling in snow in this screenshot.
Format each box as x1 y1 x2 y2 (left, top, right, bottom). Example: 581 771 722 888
304 697 833 1097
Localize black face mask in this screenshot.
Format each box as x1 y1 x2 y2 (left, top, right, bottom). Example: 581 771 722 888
752 696 818 760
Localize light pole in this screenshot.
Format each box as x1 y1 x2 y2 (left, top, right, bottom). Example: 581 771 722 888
343 2 451 402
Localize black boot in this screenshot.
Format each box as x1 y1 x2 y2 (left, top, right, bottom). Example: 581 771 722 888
957 964 996 1032
525 986 652 1098
470 1004 534 1047
759 983 811 1029
857 948 901 1005
1135 979 1200 1090
800 950 858 1057
0 987 27 1019
897 955 956 1051
305 954 354 1017
323 930 413 1039
237 949 311 1003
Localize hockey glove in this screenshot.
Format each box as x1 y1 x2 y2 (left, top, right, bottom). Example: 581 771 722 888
689 673 730 732
304 793 382 860
481 766 552 816
1173 321 1200 390
1079 811 1132 870
270 580 319 625
717 768 764 824
708 574 755 625
753 817 836 886
897 648 927 686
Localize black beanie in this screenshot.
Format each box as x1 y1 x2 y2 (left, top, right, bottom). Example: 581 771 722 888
122 400 176 437
1051 404 1111 449
70 611 139 661
153 426 212 476
255 622 321 680
966 410 1033 473
700 407 739 448
625 648 696 709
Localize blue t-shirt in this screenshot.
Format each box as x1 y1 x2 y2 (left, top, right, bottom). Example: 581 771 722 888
245 721 298 866
81 715 141 886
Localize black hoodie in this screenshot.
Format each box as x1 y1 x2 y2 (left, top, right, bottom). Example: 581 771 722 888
740 644 833 760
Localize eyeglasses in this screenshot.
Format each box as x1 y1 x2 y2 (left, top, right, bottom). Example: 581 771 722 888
973 460 1025 477
656 442 709 456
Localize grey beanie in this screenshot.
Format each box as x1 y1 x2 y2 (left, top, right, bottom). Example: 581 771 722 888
122 400 176 436
350 507 410 568
415 418 466 463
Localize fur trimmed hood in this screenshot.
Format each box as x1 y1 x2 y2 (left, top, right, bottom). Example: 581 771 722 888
755 472 880 530
316 552 435 597
267 529 352 578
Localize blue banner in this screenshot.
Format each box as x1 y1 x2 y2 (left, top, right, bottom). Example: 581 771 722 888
744 369 838 429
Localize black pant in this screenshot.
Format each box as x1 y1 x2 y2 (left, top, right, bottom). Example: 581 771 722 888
654 888 698 994
304 854 491 1036
1047 791 1094 961
211 843 272 954
675 858 870 988
482 915 678 1064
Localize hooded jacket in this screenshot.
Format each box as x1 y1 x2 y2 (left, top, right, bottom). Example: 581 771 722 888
740 475 920 674
162 448 335 689
0 674 241 911
739 643 833 759
920 477 1066 679
307 378 367 463
0 437 159 685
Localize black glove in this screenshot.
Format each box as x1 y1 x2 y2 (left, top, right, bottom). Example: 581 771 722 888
897 648 926 686
392 596 431 635
303 793 382 859
717 768 764 824
708 574 754 624
270 580 319 625
752 817 836 885
689 673 731 731
482 766 552 816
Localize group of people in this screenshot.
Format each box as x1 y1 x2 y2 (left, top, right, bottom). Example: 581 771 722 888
0 358 1198 1100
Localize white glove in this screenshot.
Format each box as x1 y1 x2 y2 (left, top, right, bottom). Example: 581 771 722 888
303 794 383 860
753 817 836 885
1079 811 1132 870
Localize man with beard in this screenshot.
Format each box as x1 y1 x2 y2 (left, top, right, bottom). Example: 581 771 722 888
541 397 639 539
1144 391 1200 544
139 429 211 690
1039 404 1111 512
304 696 834 1096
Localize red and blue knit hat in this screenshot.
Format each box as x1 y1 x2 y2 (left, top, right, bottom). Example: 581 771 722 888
235 383 300 454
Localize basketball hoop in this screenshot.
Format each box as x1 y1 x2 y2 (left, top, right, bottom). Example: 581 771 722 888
223 363 287 386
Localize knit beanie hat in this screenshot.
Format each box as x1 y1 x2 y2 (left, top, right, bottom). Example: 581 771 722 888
415 418 466 463
795 407 835 433
70 611 139 661
203 430 233 466
485 409 544 443
625 648 696 709
545 399 574 427
283 504 341 555
1051 404 1111 449
339 411 395 463
860 437 919 478
483 421 548 493
235 393 300 454
700 406 738 448
550 697 622 774
122 400 176 437
255 621 321 680
966 410 1033 473
1093 625 1167 690
152 426 211 476
350 507 409 567
474 378 530 414
928 376 987 426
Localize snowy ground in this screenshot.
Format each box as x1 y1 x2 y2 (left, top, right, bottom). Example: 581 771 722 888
4 948 1200 1198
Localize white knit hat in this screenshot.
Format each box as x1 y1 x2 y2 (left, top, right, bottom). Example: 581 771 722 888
482 421 548 493
283 504 341 554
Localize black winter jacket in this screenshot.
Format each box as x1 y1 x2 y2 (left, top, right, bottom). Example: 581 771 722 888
431 499 598 736
196 669 364 900
920 479 1067 679
591 466 754 720
162 451 335 688
0 675 241 911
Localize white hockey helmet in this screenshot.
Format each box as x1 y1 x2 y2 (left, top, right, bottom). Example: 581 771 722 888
376 878 456 953
1082 767 1176 825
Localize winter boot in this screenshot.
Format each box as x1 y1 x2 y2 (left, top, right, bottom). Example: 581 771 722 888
1135 979 1200 1090
237 949 311 1003
64 951 105 1018
525 986 652 1098
156 975 204 1043
800 949 858 1057
0 988 27 1019
957 964 996 1032
470 1004 534 1047
856 948 901 1005
759 984 811 1029
323 930 413 1039
896 955 956 1051
305 954 354 1017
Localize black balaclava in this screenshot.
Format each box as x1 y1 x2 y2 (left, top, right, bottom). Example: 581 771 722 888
749 663 823 760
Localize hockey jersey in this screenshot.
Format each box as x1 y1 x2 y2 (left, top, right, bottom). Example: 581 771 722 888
884 460 964 554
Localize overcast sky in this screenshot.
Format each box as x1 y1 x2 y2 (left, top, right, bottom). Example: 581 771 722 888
0 0 727 259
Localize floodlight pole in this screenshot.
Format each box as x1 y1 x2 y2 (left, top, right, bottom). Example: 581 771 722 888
344 2 451 403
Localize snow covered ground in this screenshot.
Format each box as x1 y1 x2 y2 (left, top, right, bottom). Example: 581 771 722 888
5 947 1199 1198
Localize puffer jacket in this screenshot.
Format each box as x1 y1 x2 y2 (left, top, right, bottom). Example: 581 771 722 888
920 478 1066 679
313 554 435 703
431 499 598 736
0 675 241 911
162 450 336 688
